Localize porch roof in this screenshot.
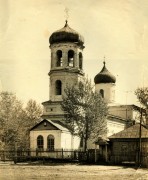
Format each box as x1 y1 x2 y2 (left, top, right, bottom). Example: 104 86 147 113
94 137 109 145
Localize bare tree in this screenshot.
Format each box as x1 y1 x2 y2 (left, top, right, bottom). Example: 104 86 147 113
61 78 108 151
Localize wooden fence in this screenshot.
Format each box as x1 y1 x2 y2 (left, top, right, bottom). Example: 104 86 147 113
2 149 147 167
0 149 99 164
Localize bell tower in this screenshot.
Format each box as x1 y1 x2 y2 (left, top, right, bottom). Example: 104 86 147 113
42 21 85 120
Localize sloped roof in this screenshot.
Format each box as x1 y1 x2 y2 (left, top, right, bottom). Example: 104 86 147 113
30 119 70 132
109 123 148 139
109 104 142 112
108 114 126 122
95 137 109 145
49 120 69 132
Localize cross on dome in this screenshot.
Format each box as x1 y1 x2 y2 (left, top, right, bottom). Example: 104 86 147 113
103 56 106 66
65 20 68 27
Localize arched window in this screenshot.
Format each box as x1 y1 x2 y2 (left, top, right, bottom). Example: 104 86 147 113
79 52 83 69
100 89 104 98
68 50 74 67
47 135 54 151
37 135 44 149
55 80 62 95
56 50 62 67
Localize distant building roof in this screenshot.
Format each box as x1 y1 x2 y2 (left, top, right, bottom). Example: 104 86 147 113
109 123 148 139
109 104 142 111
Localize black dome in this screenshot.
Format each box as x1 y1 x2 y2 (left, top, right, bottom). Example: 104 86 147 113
94 62 116 84
49 21 84 46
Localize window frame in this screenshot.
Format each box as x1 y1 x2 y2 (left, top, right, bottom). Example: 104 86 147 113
47 135 55 151
68 50 74 67
55 80 62 95
56 50 62 67
37 135 44 150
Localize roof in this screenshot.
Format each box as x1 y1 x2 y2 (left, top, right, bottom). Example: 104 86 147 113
49 120 69 132
49 21 84 47
109 104 142 111
109 123 148 139
42 100 62 105
108 114 127 123
95 137 109 145
30 119 70 132
94 62 116 84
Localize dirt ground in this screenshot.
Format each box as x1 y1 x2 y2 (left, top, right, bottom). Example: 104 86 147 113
0 161 148 180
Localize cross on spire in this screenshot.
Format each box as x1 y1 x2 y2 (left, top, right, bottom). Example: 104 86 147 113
64 7 69 22
103 56 106 66
65 20 68 27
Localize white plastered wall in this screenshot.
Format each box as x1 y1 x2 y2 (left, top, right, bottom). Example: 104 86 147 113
95 83 116 103
107 119 125 137
30 130 61 150
30 130 80 150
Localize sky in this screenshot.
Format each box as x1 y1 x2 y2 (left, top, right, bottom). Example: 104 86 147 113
0 0 148 105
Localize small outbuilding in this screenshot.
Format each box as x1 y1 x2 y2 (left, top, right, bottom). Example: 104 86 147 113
108 123 148 167
30 119 80 156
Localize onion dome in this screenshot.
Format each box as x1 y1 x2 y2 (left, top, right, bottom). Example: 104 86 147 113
94 62 116 84
49 20 84 46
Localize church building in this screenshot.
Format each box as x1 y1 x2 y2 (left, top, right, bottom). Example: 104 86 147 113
30 21 140 151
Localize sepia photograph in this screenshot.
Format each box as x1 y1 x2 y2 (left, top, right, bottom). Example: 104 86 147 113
0 0 148 179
